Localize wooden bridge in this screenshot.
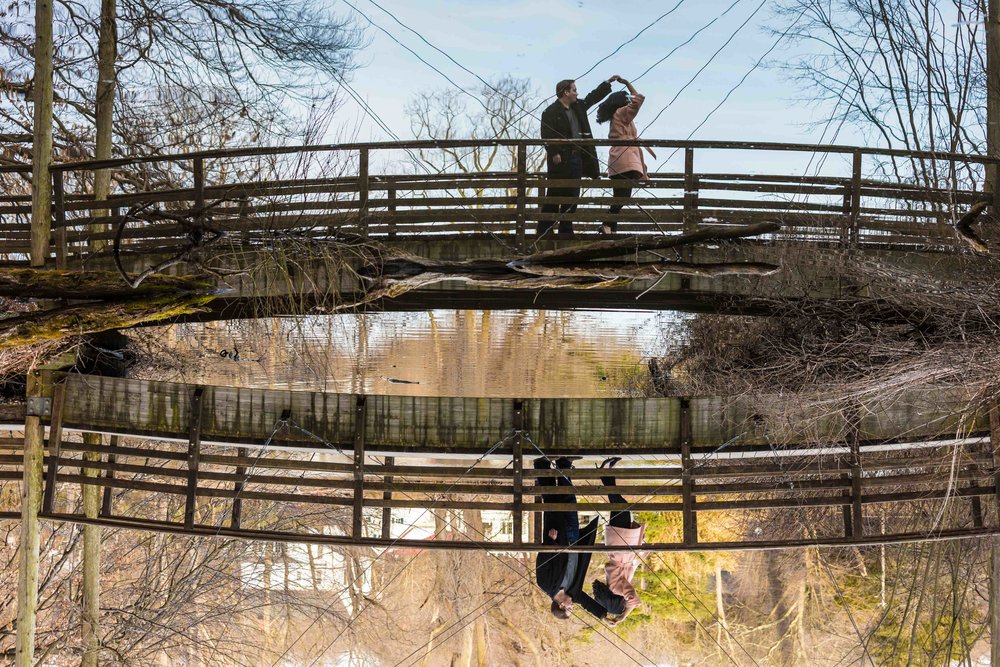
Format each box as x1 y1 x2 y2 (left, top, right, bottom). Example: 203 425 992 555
6 372 998 553
3 138 994 261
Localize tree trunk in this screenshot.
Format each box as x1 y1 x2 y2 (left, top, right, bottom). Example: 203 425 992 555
15 370 46 666
81 434 102 667
30 0 54 266
91 0 117 252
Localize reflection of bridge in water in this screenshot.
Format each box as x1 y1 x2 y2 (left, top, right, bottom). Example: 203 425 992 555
10 372 998 553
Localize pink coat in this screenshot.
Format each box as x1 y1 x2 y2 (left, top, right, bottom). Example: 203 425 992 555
606 94 648 179
604 522 646 611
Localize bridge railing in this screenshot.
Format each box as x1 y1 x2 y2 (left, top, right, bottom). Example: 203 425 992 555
6 373 996 552
1 139 995 266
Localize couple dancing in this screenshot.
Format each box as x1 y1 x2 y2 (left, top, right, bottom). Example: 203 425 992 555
539 74 656 238
534 456 646 625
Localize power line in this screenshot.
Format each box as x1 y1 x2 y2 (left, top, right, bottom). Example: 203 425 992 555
632 0 747 84
640 0 770 135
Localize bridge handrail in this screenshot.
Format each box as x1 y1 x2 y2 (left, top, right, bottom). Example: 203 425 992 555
46 137 1000 172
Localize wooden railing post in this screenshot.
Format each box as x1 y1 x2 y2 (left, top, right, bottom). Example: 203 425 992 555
681 148 698 291
387 184 397 239
358 148 369 238
848 149 862 249
380 456 394 539
352 395 367 538
680 398 697 546
231 446 247 529
515 145 527 250
512 400 524 544
41 381 66 514
846 407 864 539
192 157 205 222
52 170 66 269
100 436 117 517
183 386 205 530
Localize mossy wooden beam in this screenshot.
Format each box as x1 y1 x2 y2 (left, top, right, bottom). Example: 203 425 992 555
0 268 213 300
0 293 216 351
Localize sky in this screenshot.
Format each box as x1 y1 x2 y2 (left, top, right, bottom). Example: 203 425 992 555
328 0 867 174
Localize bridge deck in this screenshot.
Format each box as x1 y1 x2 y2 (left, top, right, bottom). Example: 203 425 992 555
6 373 996 552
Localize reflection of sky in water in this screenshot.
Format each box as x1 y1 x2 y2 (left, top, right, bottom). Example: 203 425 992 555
142 310 686 398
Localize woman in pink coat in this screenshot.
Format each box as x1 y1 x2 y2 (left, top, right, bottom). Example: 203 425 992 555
595 79 656 235
600 456 646 624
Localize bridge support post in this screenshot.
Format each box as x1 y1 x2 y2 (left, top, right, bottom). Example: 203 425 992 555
380 456 394 539
81 433 102 667
183 386 205 530
680 398 697 546
352 396 367 539
511 401 524 544
16 370 48 666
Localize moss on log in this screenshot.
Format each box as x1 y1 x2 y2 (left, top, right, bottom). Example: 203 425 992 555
0 267 213 299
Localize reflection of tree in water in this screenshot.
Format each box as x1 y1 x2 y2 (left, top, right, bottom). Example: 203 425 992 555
130 312 647 397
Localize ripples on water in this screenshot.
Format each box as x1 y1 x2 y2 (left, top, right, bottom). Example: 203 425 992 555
138 310 682 397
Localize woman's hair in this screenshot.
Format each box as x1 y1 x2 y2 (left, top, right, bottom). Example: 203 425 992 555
596 91 630 124
550 599 570 620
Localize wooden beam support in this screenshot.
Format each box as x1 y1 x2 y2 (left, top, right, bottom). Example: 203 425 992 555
380 456 394 540
41 381 66 514
512 400 524 545
681 148 697 291
352 395 367 539
680 398 697 546
183 386 205 530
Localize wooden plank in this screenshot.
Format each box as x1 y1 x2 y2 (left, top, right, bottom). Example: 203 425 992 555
183 386 205 530
352 395 366 538
991 401 1000 525
380 456 394 539
512 400 524 544
192 157 205 216
41 383 66 514
387 186 396 239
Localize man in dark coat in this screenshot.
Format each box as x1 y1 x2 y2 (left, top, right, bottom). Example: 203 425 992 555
534 457 621 620
538 75 620 237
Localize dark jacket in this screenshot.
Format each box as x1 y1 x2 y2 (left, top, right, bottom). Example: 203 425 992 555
535 517 608 619
540 81 612 178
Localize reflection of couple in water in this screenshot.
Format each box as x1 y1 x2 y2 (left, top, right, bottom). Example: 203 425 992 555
533 456 645 625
